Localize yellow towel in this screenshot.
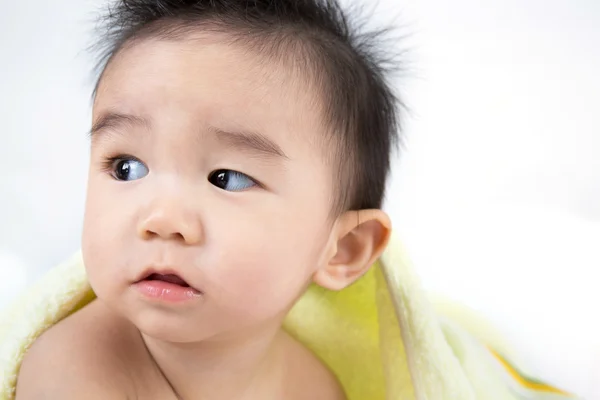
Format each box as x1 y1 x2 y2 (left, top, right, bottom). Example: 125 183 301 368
0 235 578 399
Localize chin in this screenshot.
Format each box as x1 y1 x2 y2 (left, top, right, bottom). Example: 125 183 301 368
128 306 214 343
138 325 197 343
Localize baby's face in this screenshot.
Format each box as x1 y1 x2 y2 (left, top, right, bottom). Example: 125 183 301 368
82 34 337 342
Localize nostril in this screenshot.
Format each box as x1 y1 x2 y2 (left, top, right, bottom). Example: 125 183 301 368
142 229 186 242
172 232 185 241
142 229 159 240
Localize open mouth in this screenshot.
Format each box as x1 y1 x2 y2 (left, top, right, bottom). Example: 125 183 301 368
142 273 190 287
134 271 202 302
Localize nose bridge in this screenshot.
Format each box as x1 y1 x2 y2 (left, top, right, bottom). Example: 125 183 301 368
137 183 203 244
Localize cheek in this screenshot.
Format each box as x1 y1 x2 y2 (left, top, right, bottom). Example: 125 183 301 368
217 255 307 318
81 178 131 299
205 210 327 321
82 195 111 298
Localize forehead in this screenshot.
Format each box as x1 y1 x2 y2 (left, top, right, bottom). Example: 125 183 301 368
94 34 326 153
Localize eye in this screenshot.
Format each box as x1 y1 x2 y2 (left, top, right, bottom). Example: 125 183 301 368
208 169 257 192
108 157 149 181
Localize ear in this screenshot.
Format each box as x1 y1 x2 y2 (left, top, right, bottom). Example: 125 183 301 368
313 209 391 291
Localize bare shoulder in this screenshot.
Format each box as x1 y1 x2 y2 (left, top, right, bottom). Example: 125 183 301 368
280 331 347 400
16 300 138 399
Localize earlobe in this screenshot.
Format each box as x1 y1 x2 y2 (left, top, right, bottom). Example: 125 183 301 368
313 209 391 291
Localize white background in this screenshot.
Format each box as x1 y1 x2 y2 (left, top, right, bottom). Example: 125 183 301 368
1 0 599 398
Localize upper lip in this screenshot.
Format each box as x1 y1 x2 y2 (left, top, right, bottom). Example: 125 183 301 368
134 267 201 292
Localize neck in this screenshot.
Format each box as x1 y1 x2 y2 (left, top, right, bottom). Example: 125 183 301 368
141 324 285 400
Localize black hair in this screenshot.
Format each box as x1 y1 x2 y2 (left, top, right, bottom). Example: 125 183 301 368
91 0 404 215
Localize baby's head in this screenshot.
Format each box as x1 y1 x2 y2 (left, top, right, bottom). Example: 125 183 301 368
82 0 401 343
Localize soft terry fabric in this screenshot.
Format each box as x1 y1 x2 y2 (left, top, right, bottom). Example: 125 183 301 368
0 235 578 399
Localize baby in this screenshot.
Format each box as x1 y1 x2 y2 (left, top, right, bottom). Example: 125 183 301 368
16 0 400 399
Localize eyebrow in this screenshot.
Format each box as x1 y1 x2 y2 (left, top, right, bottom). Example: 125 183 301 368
208 126 288 161
89 111 288 160
89 112 150 138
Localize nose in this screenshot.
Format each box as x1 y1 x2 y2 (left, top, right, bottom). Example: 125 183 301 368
137 197 203 245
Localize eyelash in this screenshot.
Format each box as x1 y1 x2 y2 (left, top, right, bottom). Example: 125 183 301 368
100 154 139 173
99 154 264 188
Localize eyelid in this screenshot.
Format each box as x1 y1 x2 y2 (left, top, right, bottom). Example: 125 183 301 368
101 154 128 167
100 154 145 176
98 156 267 189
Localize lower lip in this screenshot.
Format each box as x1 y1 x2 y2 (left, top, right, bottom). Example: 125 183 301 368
133 280 202 303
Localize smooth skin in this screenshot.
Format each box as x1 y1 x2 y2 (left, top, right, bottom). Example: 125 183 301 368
17 32 391 400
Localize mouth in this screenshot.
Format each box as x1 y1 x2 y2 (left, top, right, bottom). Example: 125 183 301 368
133 269 202 302
142 273 191 287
